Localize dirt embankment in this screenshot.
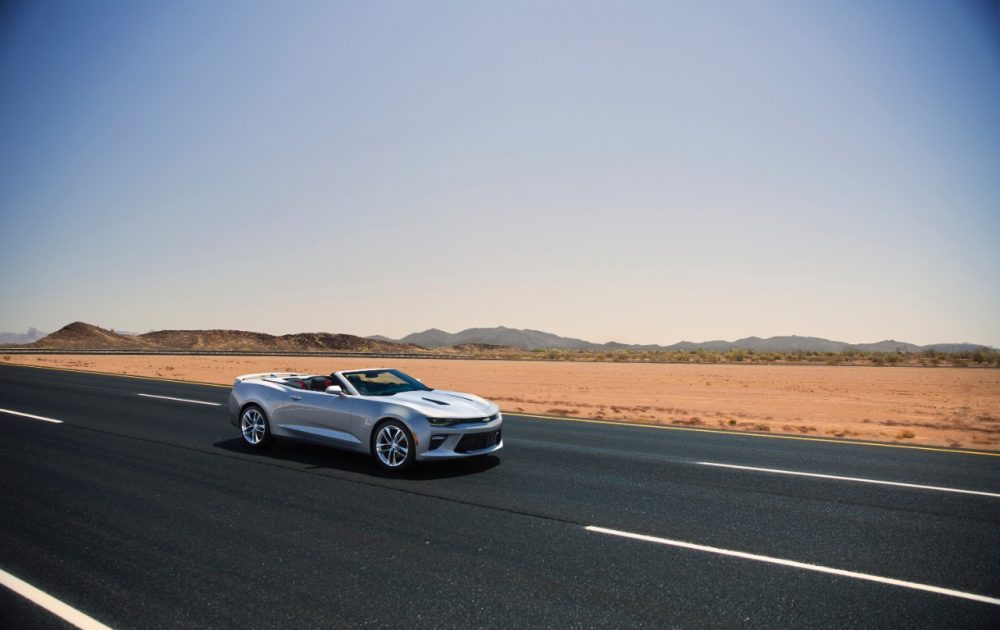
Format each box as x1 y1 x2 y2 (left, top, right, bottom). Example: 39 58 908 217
2 354 998 451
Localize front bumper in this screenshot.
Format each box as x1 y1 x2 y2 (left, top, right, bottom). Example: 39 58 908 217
415 417 504 461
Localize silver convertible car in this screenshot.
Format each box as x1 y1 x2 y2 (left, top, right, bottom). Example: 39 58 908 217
228 368 503 470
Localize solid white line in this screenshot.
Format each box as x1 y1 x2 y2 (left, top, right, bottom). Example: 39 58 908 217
585 526 1000 607
0 408 63 424
136 393 220 406
0 567 113 629
697 461 1000 499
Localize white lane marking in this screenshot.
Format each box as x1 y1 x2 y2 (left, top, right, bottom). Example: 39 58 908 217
585 526 1000 607
0 408 63 424
0 567 113 629
136 393 220 407
697 461 1000 499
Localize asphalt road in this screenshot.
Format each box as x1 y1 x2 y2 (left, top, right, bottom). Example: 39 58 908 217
1 363 998 628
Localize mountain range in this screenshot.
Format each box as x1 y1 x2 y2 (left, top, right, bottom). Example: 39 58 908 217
0 327 47 345
1 322 990 354
388 326 990 353
10 322 419 353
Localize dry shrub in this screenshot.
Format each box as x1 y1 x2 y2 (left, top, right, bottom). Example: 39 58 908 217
671 417 704 426
895 430 916 439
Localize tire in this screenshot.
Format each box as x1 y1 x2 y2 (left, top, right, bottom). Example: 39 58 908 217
240 404 272 447
372 420 415 471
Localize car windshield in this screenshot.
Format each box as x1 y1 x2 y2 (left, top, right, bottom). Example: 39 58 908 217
343 369 431 396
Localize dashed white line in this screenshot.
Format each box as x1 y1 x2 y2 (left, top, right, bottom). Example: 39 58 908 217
0 567 113 629
0 408 63 424
697 461 1000 499
137 393 220 407
585 526 1000 607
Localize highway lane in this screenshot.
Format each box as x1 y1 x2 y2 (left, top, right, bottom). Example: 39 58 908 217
1 363 998 628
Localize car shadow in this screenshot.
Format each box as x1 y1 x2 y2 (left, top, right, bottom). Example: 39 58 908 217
213 437 502 480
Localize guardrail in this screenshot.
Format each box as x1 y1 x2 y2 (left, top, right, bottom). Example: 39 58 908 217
0 348 480 360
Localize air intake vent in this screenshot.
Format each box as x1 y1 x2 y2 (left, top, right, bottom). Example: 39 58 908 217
422 397 450 406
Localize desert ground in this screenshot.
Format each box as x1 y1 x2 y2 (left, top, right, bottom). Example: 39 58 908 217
3 354 998 451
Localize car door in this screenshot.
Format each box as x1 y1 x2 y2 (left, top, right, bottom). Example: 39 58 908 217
267 383 310 430
279 389 360 447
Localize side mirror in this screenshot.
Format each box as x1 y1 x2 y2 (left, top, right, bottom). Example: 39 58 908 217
325 385 344 395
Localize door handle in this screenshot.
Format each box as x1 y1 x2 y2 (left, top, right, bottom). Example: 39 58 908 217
290 395 301 401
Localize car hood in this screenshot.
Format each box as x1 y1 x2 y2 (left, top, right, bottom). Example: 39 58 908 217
385 389 500 418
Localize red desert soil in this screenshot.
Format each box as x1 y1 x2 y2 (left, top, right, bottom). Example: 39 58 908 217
3 354 998 451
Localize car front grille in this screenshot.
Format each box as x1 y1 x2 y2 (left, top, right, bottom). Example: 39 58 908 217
455 430 501 453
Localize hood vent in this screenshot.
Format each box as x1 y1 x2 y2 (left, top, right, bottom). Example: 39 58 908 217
422 397 450 406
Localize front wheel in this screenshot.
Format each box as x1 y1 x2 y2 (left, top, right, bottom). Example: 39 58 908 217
240 405 272 447
373 421 415 471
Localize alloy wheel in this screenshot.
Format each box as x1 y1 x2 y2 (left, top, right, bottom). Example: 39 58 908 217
241 407 267 445
375 424 410 468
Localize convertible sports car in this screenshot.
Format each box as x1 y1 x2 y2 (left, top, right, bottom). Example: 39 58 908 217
228 368 503 470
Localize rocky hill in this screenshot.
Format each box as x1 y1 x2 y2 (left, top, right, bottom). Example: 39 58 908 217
30 322 421 353
31 322 159 350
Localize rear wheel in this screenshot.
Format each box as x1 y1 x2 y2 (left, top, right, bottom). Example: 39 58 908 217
240 405 272 447
373 421 415 471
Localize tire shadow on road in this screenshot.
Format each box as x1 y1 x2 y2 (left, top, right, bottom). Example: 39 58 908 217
212 437 502 480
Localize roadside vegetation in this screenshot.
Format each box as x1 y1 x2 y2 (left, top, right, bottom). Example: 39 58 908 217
452 347 1000 367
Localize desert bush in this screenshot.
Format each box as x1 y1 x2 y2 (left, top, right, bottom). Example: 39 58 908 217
895 430 915 439
971 349 996 365
729 348 747 362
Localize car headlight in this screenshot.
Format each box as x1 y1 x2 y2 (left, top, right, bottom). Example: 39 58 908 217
426 417 458 427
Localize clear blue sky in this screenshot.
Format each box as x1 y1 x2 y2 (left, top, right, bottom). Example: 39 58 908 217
1 0 998 345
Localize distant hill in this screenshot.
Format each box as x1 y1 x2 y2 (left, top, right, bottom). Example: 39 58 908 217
32 322 158 350
0 327 47 345
401 326 595 350
853 340 924 353
29 322 420 353
385 326 994 354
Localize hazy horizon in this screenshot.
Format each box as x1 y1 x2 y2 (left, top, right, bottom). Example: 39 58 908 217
2 1 998 347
